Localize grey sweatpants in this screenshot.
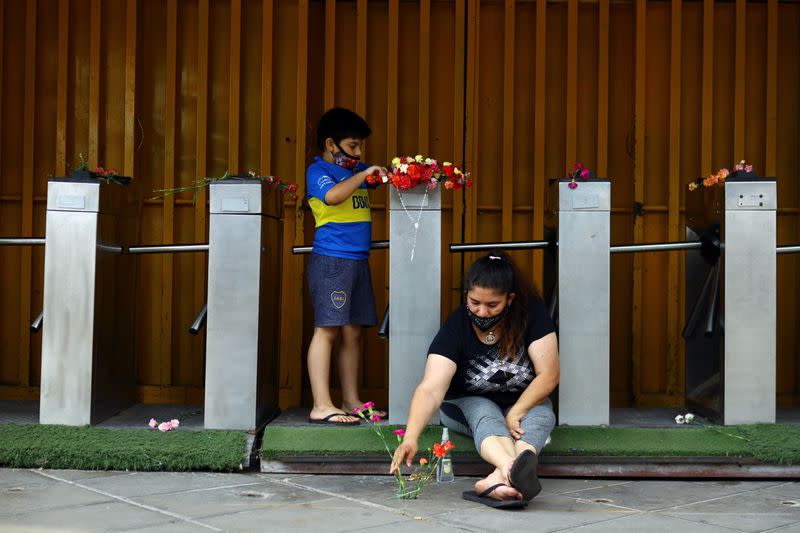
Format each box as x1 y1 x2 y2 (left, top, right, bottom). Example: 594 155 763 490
439 396 556 453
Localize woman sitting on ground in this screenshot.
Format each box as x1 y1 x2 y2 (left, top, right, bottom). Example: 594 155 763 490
390 251 559 508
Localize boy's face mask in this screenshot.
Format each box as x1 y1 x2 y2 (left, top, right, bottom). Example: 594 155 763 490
332 143 360 170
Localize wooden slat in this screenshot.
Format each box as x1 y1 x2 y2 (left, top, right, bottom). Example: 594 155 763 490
124 0 137 177
464 0 479 247
701 0 713 174
356 0 366 117
631 0 646 404
597 0 609 177
0 3 3 174
195 0 210 385
666 0 682 398
278 0 308 407
733 0 745 160
532 0 546 285
418 0 430 153
161 0 178 387
260 0 273 170
89 0 100 164
228 0 241 173
20 0 37 387
324 0 335 110
56 0 69 176
765 0 777 176
565 0 577 167
451 0 466 309
501 0 515 242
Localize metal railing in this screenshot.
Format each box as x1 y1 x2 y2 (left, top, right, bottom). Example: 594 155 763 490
0 237 45 246
127 243 210 254
292 240 390 255
449 240 550 253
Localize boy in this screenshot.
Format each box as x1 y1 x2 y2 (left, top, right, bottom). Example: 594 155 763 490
305 107 387 424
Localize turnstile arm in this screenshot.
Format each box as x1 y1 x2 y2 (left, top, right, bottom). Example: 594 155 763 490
189 304 208 335
30 311 43 332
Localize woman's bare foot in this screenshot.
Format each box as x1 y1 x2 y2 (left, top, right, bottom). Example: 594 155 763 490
474 469 523 501
309 406 359 424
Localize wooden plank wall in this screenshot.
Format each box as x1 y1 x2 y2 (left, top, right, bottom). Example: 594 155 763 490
0 0 798 410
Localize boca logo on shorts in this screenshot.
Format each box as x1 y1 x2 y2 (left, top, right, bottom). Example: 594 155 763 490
331 291 347 309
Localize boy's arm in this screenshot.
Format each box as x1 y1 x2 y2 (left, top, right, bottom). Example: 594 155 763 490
324 165 384 205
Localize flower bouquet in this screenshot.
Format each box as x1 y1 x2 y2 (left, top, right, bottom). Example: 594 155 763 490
69 153 132 186
688 160 755 191
151 170 298 201
366 155 471 191
353 402 455 500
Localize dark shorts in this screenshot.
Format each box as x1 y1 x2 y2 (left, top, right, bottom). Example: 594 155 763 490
307 253 377 327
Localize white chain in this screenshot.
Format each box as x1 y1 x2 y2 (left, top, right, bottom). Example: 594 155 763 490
394 187 429 262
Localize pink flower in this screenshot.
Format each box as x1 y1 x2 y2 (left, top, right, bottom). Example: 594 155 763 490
352 408 362 415
169 419 180 428
392 428 406 437
370 415 381 422
745 165 753 172
362 401 375 409
573 162 583 171
148 418 157 428
580 169 590 179
158 422 171 432
568 181 578 189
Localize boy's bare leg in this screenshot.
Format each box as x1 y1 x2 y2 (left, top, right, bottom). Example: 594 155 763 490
339 324 387 418
308 326 358 422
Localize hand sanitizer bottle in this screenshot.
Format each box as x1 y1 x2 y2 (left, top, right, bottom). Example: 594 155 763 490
436 427 454 482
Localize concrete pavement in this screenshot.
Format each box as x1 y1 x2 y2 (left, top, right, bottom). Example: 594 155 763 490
1 469 798 532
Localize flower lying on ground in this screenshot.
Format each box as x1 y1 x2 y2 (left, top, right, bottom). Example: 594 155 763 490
367 155 471 191
353 402 455 499
688 160 755 191
566 162 593 189
148 418 180 432
674 412 748 441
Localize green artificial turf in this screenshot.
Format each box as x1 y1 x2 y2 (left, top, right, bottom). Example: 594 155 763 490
261 424 800 465
0 424 248 471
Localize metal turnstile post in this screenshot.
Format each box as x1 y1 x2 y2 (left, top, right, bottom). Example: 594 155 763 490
557 180 610 425
723 178 776 424
40 178 140 425
204 180 278 430
389 187 441 425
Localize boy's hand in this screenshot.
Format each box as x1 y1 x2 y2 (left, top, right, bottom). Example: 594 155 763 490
363 165 388 186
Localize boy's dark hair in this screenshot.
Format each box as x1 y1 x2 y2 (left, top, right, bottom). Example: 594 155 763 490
315 107 372 151
464 251 540 360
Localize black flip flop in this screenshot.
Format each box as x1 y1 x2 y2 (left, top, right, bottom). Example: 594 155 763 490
508 449 542 501
462 483 530 509
307 412 360 426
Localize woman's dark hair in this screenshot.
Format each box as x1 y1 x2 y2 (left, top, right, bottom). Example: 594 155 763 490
315 107 372 151
463 251 539 360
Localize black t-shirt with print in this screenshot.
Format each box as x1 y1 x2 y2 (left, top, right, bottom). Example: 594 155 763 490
428 297 555 407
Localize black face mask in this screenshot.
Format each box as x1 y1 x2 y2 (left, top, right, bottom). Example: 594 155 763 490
466 304 510 332
332 143 360 170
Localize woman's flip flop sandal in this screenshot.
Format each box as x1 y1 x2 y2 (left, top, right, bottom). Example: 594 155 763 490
462 484 530 509
508 449 542 501
307 412 360 426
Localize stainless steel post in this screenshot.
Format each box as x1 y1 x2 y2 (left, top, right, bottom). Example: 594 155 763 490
389 187 441 425
723 178 776 424
40 179 140 425
204 180 276 430
557 180 610 425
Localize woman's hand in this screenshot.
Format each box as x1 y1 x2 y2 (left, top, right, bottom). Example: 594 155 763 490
390 439 418 474
505 408 526 440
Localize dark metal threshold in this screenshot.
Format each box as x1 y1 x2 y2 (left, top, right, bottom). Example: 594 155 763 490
261 454 800 479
